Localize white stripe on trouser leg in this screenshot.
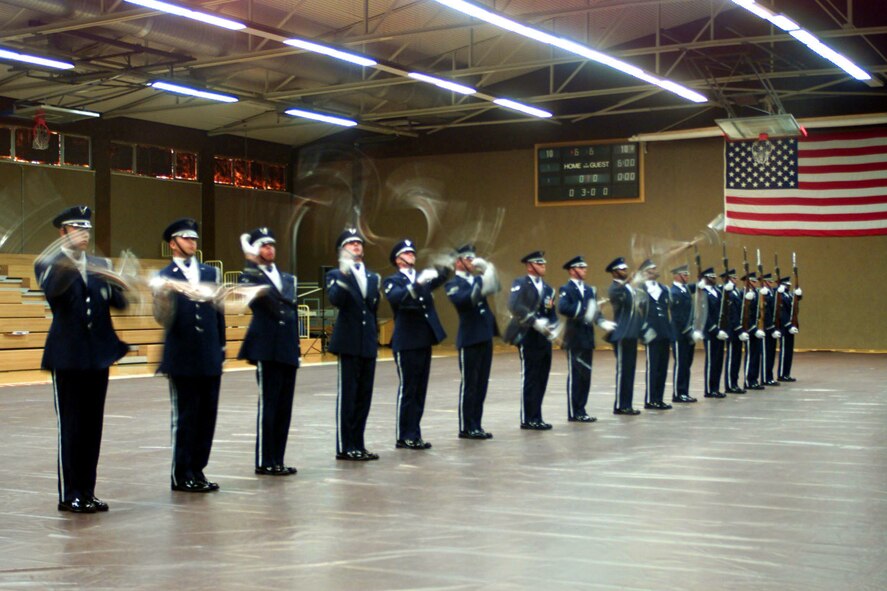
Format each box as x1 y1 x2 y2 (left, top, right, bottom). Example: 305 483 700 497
779 336 785 376
743 343 749 387
257 361 264 466
725 341 733 388
52 371 65 501
705 340 711 394
395 352 404 441
645 346 652 405
615 341 622 409
673 343 680 399
169 378 179 484
460 348 467 431
336 359 343 452
566 349 573 418
518 346 526 423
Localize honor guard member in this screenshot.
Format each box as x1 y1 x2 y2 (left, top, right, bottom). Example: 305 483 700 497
238 227 299 475
154 218 225 493
326 229 381 461
605 257 644 415
777 277 802 382
740 272 766 390
383 239 450 450
722 269 746 394
669 265 698 403
445 244 499 439
35 206 129 513
700 267 728 398
504 251 558 430
759 274 780 386
638 260 675 410
556 256 616 423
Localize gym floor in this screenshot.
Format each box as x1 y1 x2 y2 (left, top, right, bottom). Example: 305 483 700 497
1 350 884 590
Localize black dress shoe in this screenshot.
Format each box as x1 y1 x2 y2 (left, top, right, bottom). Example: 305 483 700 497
90 497 109 512
172 479 214 492
520 421 553 430
778 376 797 382
568 415 597 423
275 465 298 475
613 408 641 415
337 450 369 461
726 387 746 394
58 497 97 514
361 449 380 460
704 392 727 398
195 473 220 490
481 430 494 439
764 380 780 386
644 402 673 410
746 384 765 390
396 439 432 450
672 395 697 403
459 430 489 440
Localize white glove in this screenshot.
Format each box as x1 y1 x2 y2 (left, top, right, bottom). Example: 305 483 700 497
583 300 599 324
338 256 355 275
643 327 657 343
739 332 749 342
416 268 439 285
789 326 799 335
697 278 707 288
716 330 728 341
149 275 168 292
480 263 498 296
744 291 755 301
755 329 765 339
533 317 550 334
777 285 786 293
692 330 704 342
599 320 617 332
724 281 734 292
760 287 770 296
794 288 803 297
240 233 259 257
772 330 782 339
471 257 488 273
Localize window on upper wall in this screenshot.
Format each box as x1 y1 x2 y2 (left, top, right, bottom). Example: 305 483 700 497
0 125 90 168
0 127 10 159
110 141 198 181
62 135 90 167
14 127 60 165
214 156 287 191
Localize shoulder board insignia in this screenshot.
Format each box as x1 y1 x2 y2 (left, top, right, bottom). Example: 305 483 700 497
446 286 458 296
511 285 521 292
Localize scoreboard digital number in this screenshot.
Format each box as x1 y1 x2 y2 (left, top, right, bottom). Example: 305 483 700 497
535 140 643 206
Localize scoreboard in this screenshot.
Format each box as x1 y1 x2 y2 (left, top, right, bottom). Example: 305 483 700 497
535 140 643 206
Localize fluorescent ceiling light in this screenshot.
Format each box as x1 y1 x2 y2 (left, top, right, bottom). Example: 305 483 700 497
732 0 870 81
123 0 245 30
41 105 101 118
492 98 552 118
284 108 358 127
283 39 376 67
149 81 239 102
0 47 74 70
431 0 707 104
407 72 476 95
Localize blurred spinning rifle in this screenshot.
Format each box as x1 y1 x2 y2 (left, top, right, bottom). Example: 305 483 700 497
790 252 800 329
756 249 767 331
741 247 754 332
717 242 731 331
773 254 783 331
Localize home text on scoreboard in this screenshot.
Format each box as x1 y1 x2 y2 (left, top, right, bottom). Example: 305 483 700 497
535 140 643 206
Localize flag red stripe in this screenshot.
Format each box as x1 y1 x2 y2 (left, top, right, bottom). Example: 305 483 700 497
798 161 887 174
727 210 887 222
798 179 887 190
725 195 887 206
726 225 887 237
799 145 887 158
801 129 887 142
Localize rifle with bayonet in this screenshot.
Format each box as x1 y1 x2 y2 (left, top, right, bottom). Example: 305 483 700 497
741 247 753 333
790 252 800 330
717 242 731 331
773 254 783 332
756 249 767 331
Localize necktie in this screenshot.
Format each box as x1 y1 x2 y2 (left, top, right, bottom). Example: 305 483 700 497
354 263 362 272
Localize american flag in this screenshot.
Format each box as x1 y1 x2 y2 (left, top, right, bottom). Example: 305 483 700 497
724 128 887 236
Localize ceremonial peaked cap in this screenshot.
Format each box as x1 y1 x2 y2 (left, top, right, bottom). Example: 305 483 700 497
639 259 657 272
605 257 628 273
336 228 364 249
52 205 92 229
455 244 476 258
760 273 773 280
163 218 199 242
701 267 716 277
671 264 689 275
389 239 416 265
740 272 757 281
521 251 546 264
246 227 276 248
719 268 736 278
562 255 587 270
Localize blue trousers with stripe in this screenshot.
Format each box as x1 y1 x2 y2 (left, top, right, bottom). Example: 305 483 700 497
458 341 493 433
169 375 220 485
256 361 297 468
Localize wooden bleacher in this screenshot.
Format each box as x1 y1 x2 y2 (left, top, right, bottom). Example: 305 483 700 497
0 253 322 386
